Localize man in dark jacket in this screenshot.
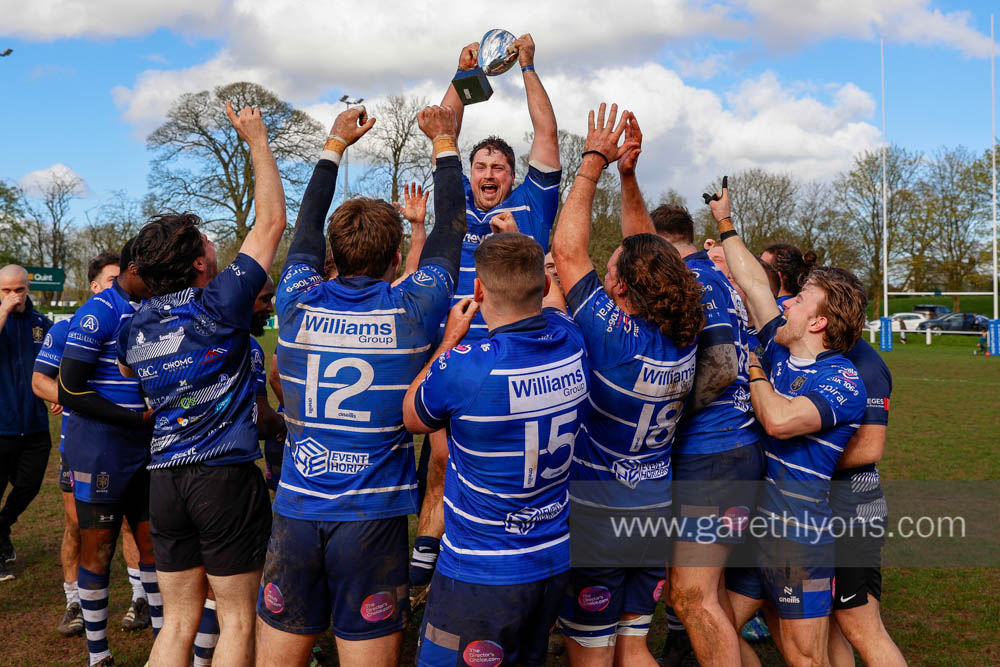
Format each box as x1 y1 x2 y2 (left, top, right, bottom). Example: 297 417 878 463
0 263 53 581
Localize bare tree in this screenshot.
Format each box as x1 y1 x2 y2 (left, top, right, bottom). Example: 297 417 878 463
22 169 85 269
355 94 433 204
147 81 324 244
0 179 26 265
701 169 799 253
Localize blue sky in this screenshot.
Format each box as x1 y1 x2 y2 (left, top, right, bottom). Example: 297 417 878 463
2 0 999 223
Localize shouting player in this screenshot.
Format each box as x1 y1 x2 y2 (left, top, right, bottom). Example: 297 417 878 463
118 103 286 666
57 239 155 667
710 180 867 667
550 106 704 665
256 103 465 667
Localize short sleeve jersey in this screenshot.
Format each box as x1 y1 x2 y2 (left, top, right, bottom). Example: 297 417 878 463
272 262 453 522
565 271 696 510
119 253 267 468
445 166 561 343
33 318 71 451
249 337 267 398
413 311 590 585
63 282 145 411
756 317 866 544
845 339 891 426
675 252 758 454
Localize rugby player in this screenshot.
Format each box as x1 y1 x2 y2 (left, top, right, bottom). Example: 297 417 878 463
760 243 817 308
648 203 761 666
404 230 589 667
255 103 465 667
550 106 704 666
57 240 155 667
413 33 563 543
33 252 154 635
118 103 286 666
709 181 868 667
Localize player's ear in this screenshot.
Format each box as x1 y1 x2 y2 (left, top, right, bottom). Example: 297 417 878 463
809 314 828 334
193 255 207 274
473 278 485 304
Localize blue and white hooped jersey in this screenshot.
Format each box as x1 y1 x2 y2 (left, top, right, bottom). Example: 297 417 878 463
272 262 453 522
445 166 560 343
33 318 71 452
119 253 267 469
63 282 145 412
413 310 589 585
249 337 267 398
675 251 758 454
756 317 866 544
565 271 696 511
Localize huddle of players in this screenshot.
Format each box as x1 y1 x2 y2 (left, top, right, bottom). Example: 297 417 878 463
32 37 904 667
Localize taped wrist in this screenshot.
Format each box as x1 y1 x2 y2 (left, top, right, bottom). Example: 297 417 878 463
409 536 440 586
433 135 458 159
321 135 347 165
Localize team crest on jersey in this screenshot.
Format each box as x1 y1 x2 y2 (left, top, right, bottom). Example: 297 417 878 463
295 307 397 348
790 376 806 392
411 270 436 286
612 458 670 489
81 315 100 333
43 332 53 348
193 313 217 336
32 326 44 342
95 473 110 492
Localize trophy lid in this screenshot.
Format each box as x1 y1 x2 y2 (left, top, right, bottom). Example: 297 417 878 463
478 29 518 76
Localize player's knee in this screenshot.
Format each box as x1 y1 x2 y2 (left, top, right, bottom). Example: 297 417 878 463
670 579 706 614
835 605 878 645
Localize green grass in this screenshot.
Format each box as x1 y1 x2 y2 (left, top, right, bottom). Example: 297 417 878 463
0 332 996 665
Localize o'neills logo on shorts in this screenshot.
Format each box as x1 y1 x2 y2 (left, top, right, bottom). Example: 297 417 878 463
295 309 397 348
462 640 504 666
506 358 586 413
360 591 395 623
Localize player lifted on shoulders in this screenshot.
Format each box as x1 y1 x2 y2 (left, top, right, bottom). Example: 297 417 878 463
404 229 589 667
118 103 286 666
550 105 704 666
255 104 466 667
710 180 868 667
413 34 563 547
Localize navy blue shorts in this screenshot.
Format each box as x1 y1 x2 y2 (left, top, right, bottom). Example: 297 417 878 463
257 513 408 640
417 570 569 667
725 537 834 619
557 567 664 646
64 416 150 503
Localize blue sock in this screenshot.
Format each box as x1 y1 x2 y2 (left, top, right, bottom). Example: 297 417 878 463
665 605 685 632
139 563 162 637
78 566 111 665
193 599 219 667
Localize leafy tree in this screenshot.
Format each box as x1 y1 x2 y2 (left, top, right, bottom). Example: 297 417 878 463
147 81 324 245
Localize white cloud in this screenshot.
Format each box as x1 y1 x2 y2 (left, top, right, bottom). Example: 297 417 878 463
0 0 227 40
19 164 90 197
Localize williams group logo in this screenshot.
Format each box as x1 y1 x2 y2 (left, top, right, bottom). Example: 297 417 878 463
506 356 586 413
294 307 397 348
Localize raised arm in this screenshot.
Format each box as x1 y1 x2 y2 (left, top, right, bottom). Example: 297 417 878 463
228 103 287 272
283 107 376 273
441 42 479 140
709 179 781 328
514 34 559 170
552 103 636 295
394 182 430 283
617 113 655 238
416 105 467 285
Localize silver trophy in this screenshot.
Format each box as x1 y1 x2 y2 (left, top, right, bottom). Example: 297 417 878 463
452 29 519 105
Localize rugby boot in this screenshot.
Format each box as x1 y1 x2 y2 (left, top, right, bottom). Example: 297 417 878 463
0 560 13 582
57 602 85 637
121 597 151 631
0 533 15 562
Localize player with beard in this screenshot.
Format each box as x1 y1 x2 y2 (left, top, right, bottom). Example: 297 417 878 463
411 36 563 583
708 180 867 667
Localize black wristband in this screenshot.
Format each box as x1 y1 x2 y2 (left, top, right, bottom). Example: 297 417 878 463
749 377 769 383
720 229 738 241
581 150 610 169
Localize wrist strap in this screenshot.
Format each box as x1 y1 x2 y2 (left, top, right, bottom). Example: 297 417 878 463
576 173 599 185
521 64 535 73
749 366 768 382
581 150 610 169
720 229 738 241
716 216 735 234
322 135 347 165
433 135 459 158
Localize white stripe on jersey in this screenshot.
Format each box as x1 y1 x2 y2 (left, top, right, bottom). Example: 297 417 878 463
277 338 431 355
294 303 405 316
527 175 559 191
35 358 58 368
451 460 568 499
756 506 826 532
65 341 100 352
805 434 845 452
592 370 690 402
765 477 824 503
441 531 567 556
284 415 404 433
278 373 408 391
277 481 417 501
465 204 531 223
581 430 665 462
458 392 588 422
451 433 523 458
572 456 613 472
764 451 831 480
443 496 505 525
488 349 585 376
632 347 698 367
586 398 637 427
90 380 140 385
568 494 673 510
571 288 602 319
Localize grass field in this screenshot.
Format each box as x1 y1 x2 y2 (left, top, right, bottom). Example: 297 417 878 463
1 331 997 665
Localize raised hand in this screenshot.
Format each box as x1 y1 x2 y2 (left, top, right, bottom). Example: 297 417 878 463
489 211 519 234
394 182 429 226
585 103 638 166
331 106 376 146
706 176 730 222
512 33 535 68
225 101 268 147
417 105 457 140
459 42 479 71
617 113 643 178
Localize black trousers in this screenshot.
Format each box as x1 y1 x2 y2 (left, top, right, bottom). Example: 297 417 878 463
0 431 51 536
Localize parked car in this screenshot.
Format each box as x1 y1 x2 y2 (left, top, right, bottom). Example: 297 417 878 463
867 312 928 332
913 304 952 319
916 312 987 333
